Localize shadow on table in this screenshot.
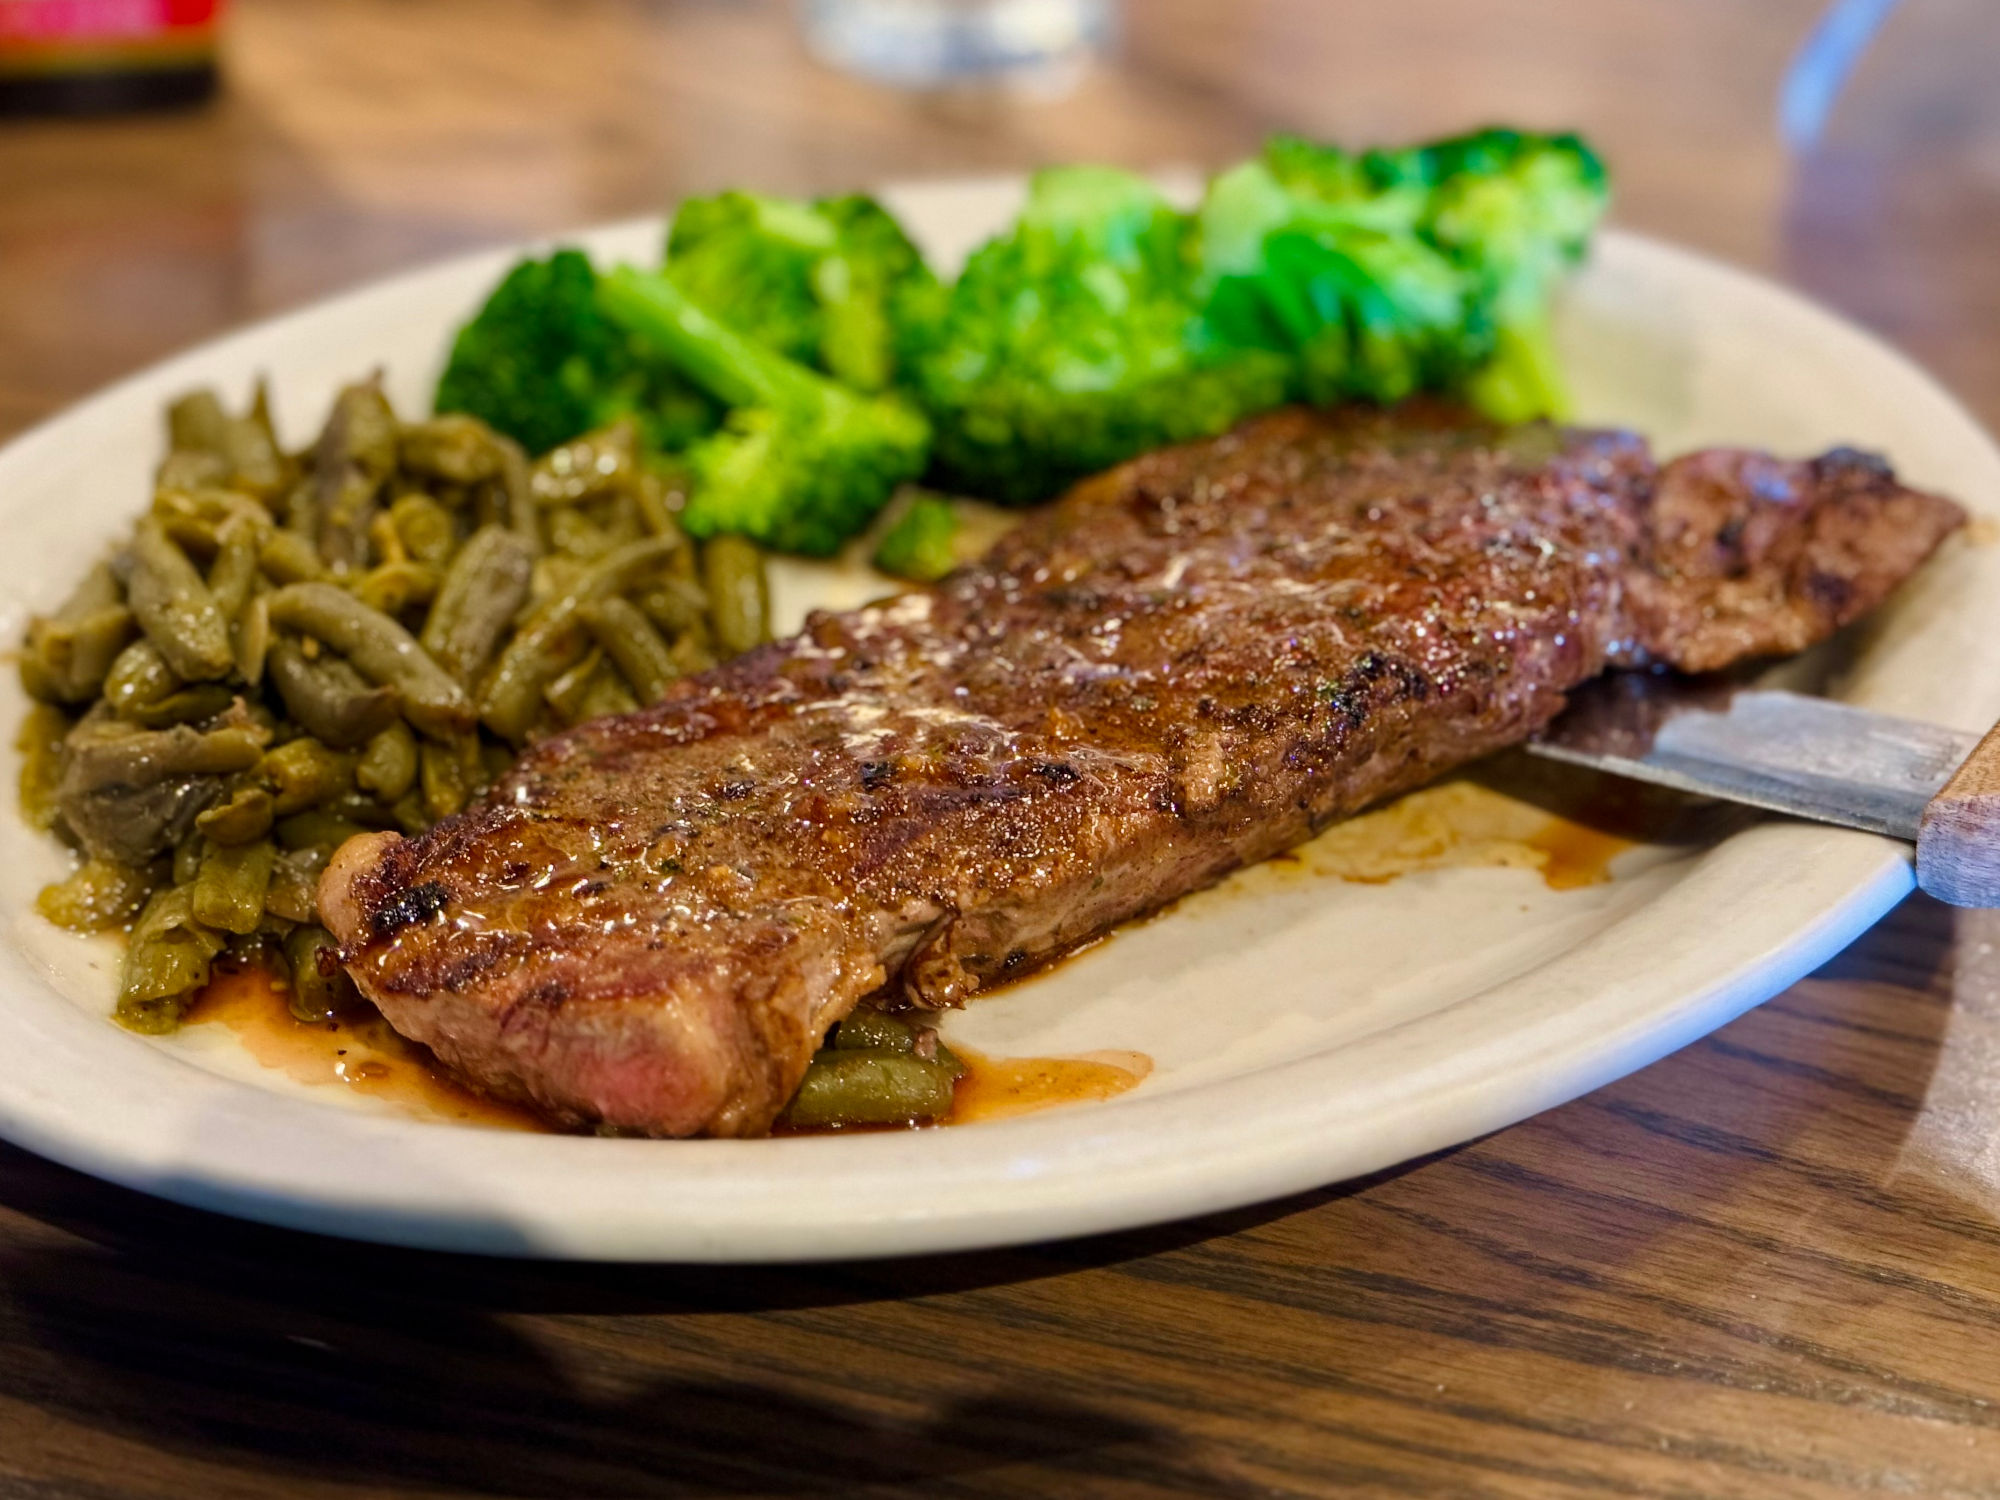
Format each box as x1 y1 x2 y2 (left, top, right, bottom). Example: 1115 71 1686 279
0 1144 1411 1494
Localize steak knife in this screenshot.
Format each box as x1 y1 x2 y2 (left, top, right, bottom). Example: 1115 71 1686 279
1528 681 2000 907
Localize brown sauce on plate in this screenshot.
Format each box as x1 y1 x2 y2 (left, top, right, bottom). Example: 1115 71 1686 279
185 963 544 1132
949 1047 1153 1124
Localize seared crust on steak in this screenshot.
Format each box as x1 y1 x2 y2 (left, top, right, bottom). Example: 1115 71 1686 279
318 404 1964 1136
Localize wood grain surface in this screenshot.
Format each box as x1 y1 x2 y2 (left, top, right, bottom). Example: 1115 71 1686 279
5 2 2000 1494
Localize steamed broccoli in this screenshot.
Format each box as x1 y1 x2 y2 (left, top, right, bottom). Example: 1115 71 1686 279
1196 151 1470 406
1198 130 1608 420
911 166 1291 505
597 266 930 556
433 249 719 457
665 191 941 393
1396 129 1609 420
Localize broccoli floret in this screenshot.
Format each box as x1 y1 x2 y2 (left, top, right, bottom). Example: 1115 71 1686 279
665 191 940 393
872 493 960 582
1195 129 1607 421
1196 156 1469 405
911 166 1291 505
597 266 930 556
1409 130 1609 420
433 249 719 457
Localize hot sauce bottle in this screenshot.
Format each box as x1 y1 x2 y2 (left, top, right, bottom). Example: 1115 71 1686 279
0 0 223 115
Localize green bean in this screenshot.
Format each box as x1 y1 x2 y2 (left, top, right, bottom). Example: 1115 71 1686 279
102 638 177 716
577 664 638 723
116 885 224 1034
478 535 679 743
530 423 637 506
166 389 231 455
220 402 287 501
153 487 270 554
265 582 471 737
831 1008 916 1051
264 850 321 925
195 784 275 845
320 791 397 830
128 514 234 681
36 856 155 932
205 517 261 618
399 414 503 484
389 789 430 835
21 603 134 705
155 449 231 494
634 576 710 637
702 534 770 657
355 720 419 802
259 529 325 584
349 559 439 618
265 636 399 749
315 466 379 574
125 683 236 730
579 595 678 705
21 562 136 704
191 836 277 934
388 492 457 568
315 379 400 482
781 1049 961 1129
283 924 360 1023
58 714 266 794
15 702 69 833
670 629 717 677
419 734 483 820
497 434 539 556
275 808 368 855
235 590 270 684
548 498 642 561
543 647 604 726
172 833 202 887
420 525 533 688
264 736 357 814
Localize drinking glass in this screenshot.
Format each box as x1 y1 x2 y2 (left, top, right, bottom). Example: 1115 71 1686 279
797 0 1117 92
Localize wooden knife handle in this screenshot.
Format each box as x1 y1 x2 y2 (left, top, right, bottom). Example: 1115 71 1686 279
1917 722 2000 906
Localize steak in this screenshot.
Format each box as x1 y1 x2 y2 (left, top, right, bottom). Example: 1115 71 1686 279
318 404 1965 1136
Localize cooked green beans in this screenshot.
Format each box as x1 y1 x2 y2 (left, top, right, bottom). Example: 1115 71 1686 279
266 582 472 738
117 885 224 1034
782 1050 962 1128
128 515 235 681
20 563 135 705
36 857 155 932
283 924 359 1023
355 720 419 802
24 387 771 1038
420 525 533 687
265 736 357 815
478 535 679 742
266 637 400 749
190 836 277 934
702 534 770 657
580 595 678 705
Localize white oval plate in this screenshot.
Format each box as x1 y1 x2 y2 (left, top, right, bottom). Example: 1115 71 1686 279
1 182 1996 1262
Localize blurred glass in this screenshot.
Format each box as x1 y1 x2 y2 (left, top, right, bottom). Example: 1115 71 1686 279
798 0 1115 93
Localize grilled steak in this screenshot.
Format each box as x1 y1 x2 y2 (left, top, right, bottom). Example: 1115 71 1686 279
318 404 1965 1136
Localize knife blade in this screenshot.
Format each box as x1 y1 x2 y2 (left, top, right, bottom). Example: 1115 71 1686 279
1530 685 1978 841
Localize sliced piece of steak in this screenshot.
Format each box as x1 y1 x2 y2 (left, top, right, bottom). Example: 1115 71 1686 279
318 404 1965 1137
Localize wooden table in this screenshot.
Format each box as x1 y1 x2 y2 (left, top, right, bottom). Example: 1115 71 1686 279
4 2 1999 1493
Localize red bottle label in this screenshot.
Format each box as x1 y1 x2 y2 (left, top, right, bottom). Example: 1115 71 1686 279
0 0 221 72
